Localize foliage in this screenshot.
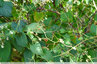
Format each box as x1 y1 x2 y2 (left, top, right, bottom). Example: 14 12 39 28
0 0 97 62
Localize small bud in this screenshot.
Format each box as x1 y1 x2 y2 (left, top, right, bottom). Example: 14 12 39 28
86 59 89 62
88 55 91 58
10 31 14 34
38 38 42 41
13 48 17 51
43 38 48 42
6 37 9 40
30 32 34 34
45 17 47 20
35 33 38 35
59 39 64 44
1 45 4 48
72 47 76 50
0 26 4 29
1 43 4 48
5 26 7 28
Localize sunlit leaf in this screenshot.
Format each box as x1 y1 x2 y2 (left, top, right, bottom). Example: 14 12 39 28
34 12 44 22
30 42 43 55
26 23 44 33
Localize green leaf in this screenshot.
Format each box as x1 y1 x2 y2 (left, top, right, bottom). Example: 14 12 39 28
95 0 97 3
0 2 13 17
90 24 97 35
24 49 34 62
67 0 73 5
55 0 61 7
85 0 90 4
24 3 35 11
26 23 44 33
60 11 73 22
46 32 52 39
11 20 26 32
15 32 28 47
43 17 52 26
11 38 24 52
11 22 17 30
88 49 97 62
12 7 18 18
0 41 11 62
0 0 4 7
51 25 60 31
66 11 73 21
27 31 34 40
94 13 97 21
60 28 65 33
34 12 44 22
70 50 77 55
60 12 68 22
64 34 72 45
41 48 53 61
30 42 43 55
53 44 61 54
17 20 26 32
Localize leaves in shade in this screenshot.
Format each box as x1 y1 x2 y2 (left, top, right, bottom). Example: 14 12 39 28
41 48 53 61
11 20 26 32
43 17 52 26
60 12 68 22
24 49 34 62
60 28 65 33
66 11 73 21
11 38 24 52
60 11 73 22
55 0 61 7
53 44 61 54
88 49 97 62
94 13 97 21
90 24 97 35
0 2 13 17
0 0 4 7
0 41 11 62
51 25 60 31
15 32 28 47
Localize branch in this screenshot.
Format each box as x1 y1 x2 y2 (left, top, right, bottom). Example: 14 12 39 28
93 0 97 10
37 6 60 15
47 9 60 15
85 11 97 33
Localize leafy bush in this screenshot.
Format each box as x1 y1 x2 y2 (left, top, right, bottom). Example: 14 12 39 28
0 0 97 62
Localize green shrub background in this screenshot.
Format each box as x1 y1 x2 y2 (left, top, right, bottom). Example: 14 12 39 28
0 0 97 62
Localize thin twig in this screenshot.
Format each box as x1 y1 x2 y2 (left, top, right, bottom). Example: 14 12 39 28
37 6 60 15
54 36 97 57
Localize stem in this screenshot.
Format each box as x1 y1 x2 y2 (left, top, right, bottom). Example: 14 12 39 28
54 36 97 57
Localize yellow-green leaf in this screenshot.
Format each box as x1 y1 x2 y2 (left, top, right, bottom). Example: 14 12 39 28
34 12 44 22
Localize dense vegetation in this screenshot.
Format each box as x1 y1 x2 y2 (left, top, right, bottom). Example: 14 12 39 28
0 0 97 62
